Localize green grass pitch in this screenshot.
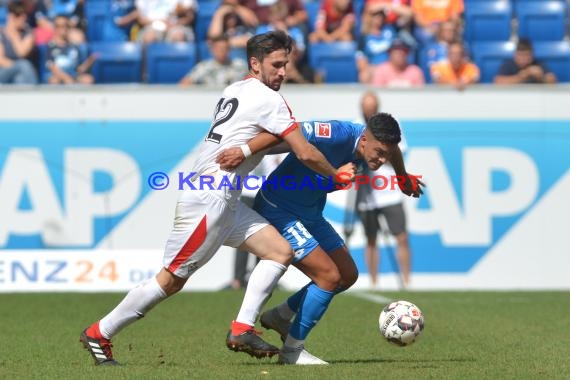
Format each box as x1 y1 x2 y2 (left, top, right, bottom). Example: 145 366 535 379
1 291 569 379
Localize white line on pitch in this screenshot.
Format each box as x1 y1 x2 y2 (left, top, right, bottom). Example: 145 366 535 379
348 291 392 304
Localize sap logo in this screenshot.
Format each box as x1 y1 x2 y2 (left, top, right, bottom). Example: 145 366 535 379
0 148 141 247
405 147 539 246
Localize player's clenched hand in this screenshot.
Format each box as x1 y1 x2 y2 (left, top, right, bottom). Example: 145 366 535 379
216 147 245 171
335 162 357 183
398 173 425 198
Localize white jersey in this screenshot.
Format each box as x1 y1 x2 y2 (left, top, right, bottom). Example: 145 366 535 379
357 126 408 210
191 77 297 205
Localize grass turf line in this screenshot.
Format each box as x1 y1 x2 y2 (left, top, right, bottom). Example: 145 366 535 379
0 291 569 379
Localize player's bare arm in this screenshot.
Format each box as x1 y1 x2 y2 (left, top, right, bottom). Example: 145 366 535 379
283 127 356 181
216 131 282 169
217 127 356 181
389 146 424 198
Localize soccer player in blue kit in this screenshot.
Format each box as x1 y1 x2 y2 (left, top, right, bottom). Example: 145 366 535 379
217 112 424 364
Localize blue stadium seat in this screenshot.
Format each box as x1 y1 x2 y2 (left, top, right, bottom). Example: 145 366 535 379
352 0 366 39
37 43 88 84
85 1 108 42
309 42 358 83
463 1 512 42
471 41 516 83
52 0 78 17
197 41 246 61
533 41 570 82
305 1 320 33
0 7 6 26
145 43 197 84
89 42 142 83
515 1 566 41
195 1 220 41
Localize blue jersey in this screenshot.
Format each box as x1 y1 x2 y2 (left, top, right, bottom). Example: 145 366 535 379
260 120 365 219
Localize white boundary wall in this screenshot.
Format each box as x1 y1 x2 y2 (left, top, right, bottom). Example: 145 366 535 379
0 85 569 291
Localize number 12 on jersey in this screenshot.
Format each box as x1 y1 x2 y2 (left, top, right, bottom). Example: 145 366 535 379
206 97 239 143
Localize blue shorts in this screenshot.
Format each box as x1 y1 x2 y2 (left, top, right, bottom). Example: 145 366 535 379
254 191 345 262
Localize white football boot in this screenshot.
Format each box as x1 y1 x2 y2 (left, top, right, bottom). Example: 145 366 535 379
278 345 329 365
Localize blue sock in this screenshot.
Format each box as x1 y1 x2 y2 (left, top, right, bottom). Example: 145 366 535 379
286 282 312 313
288 284 335 340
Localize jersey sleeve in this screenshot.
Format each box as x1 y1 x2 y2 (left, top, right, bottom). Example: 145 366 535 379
303 120 354 148
259 93 297 137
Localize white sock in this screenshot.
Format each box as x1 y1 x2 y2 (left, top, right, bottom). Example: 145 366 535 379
99 277 167 339
235 260 287 326
284 334 305 350
277 301 296 320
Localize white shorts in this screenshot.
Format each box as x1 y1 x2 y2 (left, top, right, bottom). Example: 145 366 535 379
163 190 269 278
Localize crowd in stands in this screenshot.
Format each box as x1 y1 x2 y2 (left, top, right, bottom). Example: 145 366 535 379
0 0 568 86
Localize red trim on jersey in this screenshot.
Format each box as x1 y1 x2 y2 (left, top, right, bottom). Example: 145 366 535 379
280 95 296 121
280 122 298 137
167 215 207 273
243 74 255 80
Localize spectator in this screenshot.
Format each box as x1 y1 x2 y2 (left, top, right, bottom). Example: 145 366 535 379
179 35 247 86
370 39 424 87
33 0 86 45
45 14 95 84
102 0 138 42
0 1 38 85
256 1 305 53
309 0 355 43
238 0 307 29
364 0 415 47
430 41 479 90
412 0 464 46
284 40 321 84
424 20 459 71
207 0 257 48
356 91 412 288
357 8 396 83
136 0 196 44
494 39 557 85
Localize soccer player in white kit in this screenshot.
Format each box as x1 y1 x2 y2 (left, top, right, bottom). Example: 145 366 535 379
79 30 356 365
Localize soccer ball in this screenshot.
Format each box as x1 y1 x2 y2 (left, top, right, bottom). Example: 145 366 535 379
378 300 424 346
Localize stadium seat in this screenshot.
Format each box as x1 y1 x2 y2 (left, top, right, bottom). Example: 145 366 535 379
196 41 247 62
515 1 566 41
195 1 221 41
0 6 6 26
89 42 142 84
51 0 78 17
463 1 512 42
533 41 570 82
308 42 358 83
305 1 320 33
471 41 516 83
145 43 197 84
85 1 108 42
37 43 88 84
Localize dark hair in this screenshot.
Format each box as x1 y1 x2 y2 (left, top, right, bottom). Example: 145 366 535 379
209 34 229 44
367 112 401 144
516 38 533 52
246 30 293 69
8 1 26 16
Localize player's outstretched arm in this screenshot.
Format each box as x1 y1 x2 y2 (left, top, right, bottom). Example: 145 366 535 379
284 127 356 181
390 146 425 198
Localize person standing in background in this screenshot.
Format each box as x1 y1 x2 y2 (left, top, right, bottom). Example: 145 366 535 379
356 91 412 287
